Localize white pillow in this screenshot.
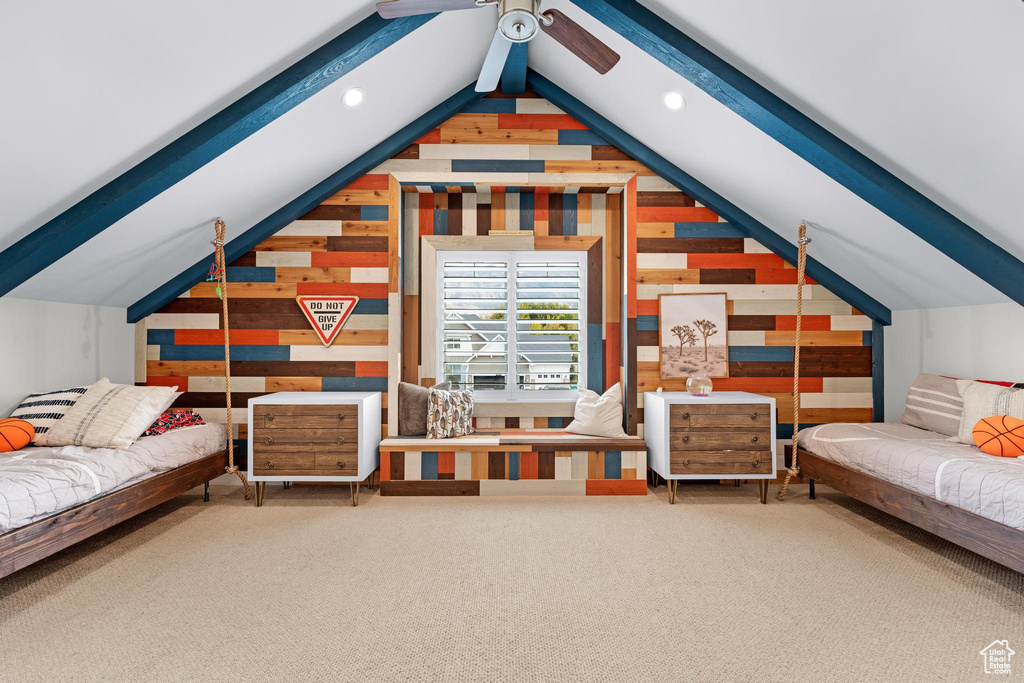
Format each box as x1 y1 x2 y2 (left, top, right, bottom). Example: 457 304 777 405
45 378 181 449
565 383 627 438
954 379 1024 445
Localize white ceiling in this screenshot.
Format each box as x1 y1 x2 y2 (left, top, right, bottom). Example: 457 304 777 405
0 0 375 249
2 0 1019 311
641 0 1024 273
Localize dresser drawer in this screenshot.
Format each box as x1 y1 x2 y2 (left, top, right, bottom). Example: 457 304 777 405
252 428 358 449
671 450 771 475
671 430 770 451
254 404 358 429
314 453 359 474
670 403 771 430
253 451 316 473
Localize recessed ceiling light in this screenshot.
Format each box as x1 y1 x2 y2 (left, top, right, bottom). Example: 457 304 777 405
662 90 685 112
342 87 365 108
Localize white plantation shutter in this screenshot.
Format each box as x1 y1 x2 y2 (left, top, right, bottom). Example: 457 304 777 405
438 251 587 399
515 256 584 392
440 257 510 391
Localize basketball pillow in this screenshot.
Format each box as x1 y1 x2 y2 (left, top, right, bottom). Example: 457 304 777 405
0 418 35 453
972 416 1024 458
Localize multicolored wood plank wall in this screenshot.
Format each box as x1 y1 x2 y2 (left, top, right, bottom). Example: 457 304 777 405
139 90 873 450
140 176 392 442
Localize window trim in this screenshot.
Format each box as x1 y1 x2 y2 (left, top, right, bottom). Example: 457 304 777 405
436 249 587 401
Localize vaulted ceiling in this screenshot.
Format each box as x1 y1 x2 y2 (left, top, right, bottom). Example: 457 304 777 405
1 0 1021 312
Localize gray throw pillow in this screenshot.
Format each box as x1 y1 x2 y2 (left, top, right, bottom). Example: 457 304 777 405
398 381 451 436
899 373 963 436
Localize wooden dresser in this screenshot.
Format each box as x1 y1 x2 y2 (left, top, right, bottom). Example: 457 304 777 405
644 391 776 504
247 392 381 506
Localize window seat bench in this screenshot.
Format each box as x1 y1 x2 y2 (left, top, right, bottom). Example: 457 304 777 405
378 429 647 497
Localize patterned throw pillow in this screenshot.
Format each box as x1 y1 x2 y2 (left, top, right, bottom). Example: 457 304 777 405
143 410 205 437
426 388 474 439
45 378 180 449
8 385 88 446
955 380 1024 445
899 373 963 436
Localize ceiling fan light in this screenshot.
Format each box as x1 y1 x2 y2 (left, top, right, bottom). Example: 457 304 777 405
662 90 685 111
498 0 539 42
342 87 365 108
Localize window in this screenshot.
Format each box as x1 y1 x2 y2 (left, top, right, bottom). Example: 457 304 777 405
438 250 586 400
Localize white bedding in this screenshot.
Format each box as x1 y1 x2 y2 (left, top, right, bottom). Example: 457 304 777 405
0 423 226 532
799 422 1024 530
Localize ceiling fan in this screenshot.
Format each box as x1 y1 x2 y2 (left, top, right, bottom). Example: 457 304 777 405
375 0 621 92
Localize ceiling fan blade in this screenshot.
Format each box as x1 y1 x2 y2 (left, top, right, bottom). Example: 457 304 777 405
475 28 513 92
541 9 620 74
375 0 481 19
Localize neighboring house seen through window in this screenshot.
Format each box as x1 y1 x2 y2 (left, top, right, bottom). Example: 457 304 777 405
438 250 586 400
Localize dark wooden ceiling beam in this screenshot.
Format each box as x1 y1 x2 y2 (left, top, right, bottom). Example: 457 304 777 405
527 69 892 324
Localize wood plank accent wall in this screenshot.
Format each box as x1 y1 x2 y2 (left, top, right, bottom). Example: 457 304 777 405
142 175 392 443
141 90 872 446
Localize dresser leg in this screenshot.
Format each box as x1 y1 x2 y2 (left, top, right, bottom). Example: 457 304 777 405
758 480 768 504
668 479 676 504
283 481 290 490
256 482 266 507
350 481 360 507
734 479 741 488
809 479 816 500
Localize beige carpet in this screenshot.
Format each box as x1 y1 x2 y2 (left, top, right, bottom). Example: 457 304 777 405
2 483 1022 682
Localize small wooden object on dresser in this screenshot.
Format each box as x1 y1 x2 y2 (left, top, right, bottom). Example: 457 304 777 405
248 392 381 507
644 391 776 504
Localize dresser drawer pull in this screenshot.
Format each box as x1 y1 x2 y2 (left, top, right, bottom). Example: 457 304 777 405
338 413 346 422
751 458 761 469
682 435 690 444
336 461 346 470
682 459 691 468
264 437 274 446
265 461 275 470
751 436 759 444
750 412 758 420
336 436 346 446
266 413 274 422
682 412 690 420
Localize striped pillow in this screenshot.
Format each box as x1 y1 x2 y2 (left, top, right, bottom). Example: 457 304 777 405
8 385 88 446
45 378 180 449
955 380 1024 445
900 374 963 436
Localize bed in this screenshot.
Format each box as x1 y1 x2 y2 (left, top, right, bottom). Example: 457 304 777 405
0 423 228 578
796 422 1024 573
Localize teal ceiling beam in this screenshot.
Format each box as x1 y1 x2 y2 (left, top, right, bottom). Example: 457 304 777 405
527 69 891 325
127 83 485 323
571 0 1024 307
501 43 529 94
0 12 436 298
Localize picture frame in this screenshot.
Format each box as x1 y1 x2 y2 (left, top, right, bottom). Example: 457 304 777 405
657 292 730 379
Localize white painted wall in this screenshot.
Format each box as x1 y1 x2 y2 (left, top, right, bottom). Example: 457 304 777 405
0 297 135 415
884 303 1024 422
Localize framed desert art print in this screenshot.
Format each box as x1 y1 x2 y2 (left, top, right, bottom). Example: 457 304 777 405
658 292 729 379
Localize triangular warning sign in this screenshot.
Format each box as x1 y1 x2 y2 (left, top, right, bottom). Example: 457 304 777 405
295 296 359 347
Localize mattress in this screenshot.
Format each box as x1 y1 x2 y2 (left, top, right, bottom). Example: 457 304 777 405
799 423 1024 531
0 423 227 533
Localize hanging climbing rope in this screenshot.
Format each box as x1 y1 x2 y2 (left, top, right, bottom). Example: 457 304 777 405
212 219 253 500
777 221 810 501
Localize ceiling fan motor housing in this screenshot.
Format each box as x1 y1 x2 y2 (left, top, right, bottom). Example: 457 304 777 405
497 0 540 42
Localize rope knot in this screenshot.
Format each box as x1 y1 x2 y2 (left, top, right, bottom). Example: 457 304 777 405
225 465 238 475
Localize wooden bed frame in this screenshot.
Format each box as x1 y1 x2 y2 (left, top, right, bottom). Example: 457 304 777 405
796 447 1024 574
0 449 229 579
